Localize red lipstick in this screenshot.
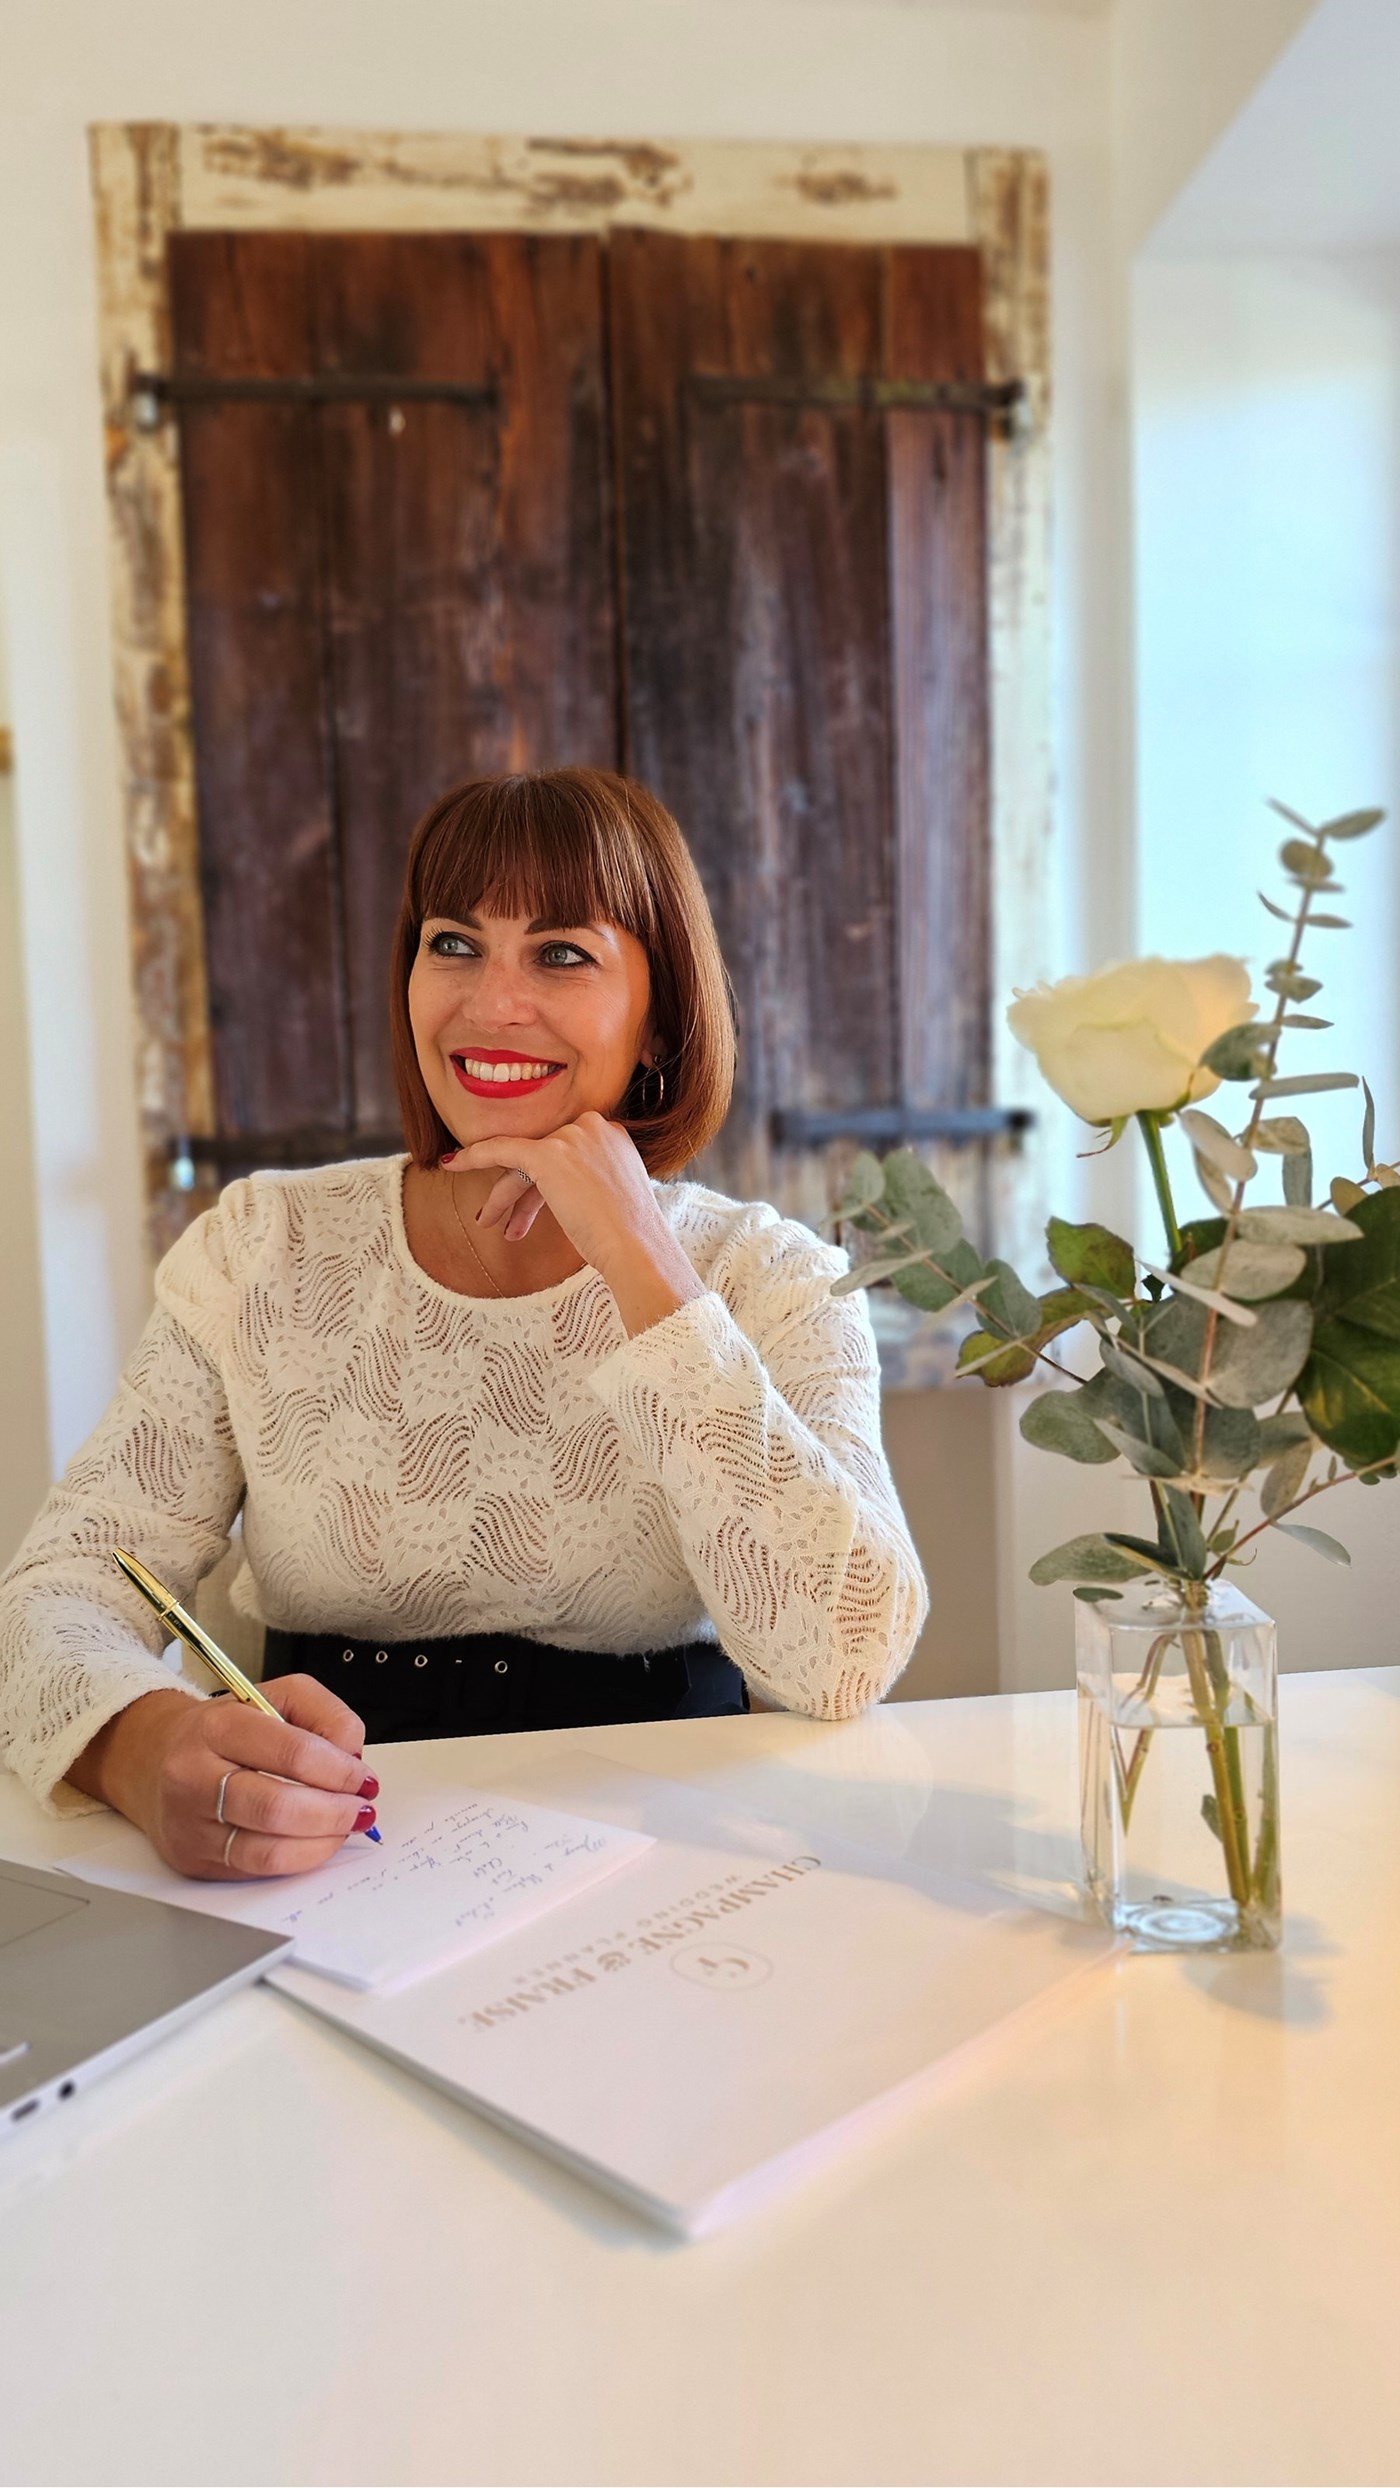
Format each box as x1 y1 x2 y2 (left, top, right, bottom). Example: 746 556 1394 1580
450 1046 564 1100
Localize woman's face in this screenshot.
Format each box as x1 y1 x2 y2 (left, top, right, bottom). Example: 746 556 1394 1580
408 905 658 1148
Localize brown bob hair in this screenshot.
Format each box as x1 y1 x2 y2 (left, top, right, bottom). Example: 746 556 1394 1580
389 768 737 1181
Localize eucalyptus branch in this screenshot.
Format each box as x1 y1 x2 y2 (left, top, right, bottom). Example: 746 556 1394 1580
844 1195 1099 1383
1190 823 1330 1474
1207 1454 1393 1575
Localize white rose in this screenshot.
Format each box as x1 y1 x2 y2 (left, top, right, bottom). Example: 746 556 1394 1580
1007 955 1257 1124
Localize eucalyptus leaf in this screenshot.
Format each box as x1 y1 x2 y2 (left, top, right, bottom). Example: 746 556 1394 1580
1237 1205 1362 1245
1201 1793 1223 1844
1261 1439 1311 1516
890 1234 984 1316
1208 1299 1314 1408
1266 966 1323 1002
1161 1487 1208 1576
1073 1586 1123 1604
1028 1535 1153 1588
1192 1151 1238 1216
1252 1072 1359 1099
1267 798 1317 834
1258 891 1294 923
1331 1177 1367 1213
1363 1079 1378 1173
829 1248 946 1295
1256 1410 1314 1458
1283 1144 1314 1209
1297 1187 1400 1466
1186 1241 1306 1299
878 1150 966 1259
1094 1422 1182 1479
837 1151 886 1216
1274 1522 1352 1565
1178 1109 1256 1182
956 1330 1037 1386
1197 1404 1262 1480
1141 1259 1257 1325
1253 1117 1310 1156
1279 839 1331 884
978 1258 1042 1341
1100 1339 1166 1398
1319 807 1384 840
1202 1023 1271 1082
1046 1216 1136 1296
1019 1390 1118 1465
1305 915 1351 931
1280 1014 1332 1030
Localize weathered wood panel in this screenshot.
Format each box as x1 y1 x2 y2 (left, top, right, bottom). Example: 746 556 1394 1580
169 231 349 1136
313 232 615 1127
609 228 899 1220
88 124 216 1258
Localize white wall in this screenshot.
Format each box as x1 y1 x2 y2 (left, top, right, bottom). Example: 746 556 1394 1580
0 605 51 1555
1131 250 1400 1670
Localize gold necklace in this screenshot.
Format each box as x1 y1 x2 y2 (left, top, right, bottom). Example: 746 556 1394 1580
447 1176 506 1297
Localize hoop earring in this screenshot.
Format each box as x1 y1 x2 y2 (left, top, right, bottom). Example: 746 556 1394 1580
638 1061 665 1114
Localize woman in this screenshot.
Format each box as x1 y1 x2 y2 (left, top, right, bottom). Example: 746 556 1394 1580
0 770 928 1880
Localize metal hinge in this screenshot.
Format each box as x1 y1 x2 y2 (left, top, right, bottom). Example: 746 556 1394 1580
129 370 498 431
771 1107 1033 1148
689 373 1029 443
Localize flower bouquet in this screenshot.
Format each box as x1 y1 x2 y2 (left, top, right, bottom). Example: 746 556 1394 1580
831 802 1398 1949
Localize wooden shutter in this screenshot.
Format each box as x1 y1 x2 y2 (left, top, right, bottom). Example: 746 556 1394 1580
169 230 614 1149
607 229 990 1222
167 225 991 1223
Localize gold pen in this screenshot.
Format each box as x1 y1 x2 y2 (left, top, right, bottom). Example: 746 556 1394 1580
111 1547 381 1839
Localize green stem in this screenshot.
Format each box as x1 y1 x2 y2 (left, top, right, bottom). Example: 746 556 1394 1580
1137 1111 1183 1264
1180 1616 1252 1911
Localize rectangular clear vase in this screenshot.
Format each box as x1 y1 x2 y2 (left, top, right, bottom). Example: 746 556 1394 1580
1076 1578 1281 1951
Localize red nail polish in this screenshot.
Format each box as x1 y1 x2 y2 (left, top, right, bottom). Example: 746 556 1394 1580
358 1774 379 1799
354 1805 376 1830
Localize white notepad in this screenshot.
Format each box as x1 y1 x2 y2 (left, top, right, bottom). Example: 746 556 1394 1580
57 1784 652 1995
269 1756 1120 2234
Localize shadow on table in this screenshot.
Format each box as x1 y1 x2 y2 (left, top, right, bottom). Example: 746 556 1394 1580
1175 1912 1338 2029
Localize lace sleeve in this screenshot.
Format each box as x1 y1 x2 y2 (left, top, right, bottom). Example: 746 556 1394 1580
586 1226 929 1717
0 1213 249 1818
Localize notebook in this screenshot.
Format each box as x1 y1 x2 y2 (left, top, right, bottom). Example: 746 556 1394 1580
57 1782 651 1995
268 1754 1120 2235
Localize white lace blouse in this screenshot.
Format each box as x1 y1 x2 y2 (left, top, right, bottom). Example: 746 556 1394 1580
0 1156 929 1817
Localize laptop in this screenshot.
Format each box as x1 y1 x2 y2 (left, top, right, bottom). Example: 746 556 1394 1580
1 1856 292 2132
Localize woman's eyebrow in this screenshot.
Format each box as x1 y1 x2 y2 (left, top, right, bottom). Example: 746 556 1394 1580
447 911 605 936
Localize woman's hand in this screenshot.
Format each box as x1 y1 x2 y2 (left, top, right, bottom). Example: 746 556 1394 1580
444 1110 708 1336
71 1678 377 1881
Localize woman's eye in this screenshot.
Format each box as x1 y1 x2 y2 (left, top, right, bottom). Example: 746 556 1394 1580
427 931 474 957
538 942 592 967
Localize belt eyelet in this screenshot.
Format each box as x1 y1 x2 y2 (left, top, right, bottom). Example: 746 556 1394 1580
494 1659 509 1675
375 1649 388 1665
341 1648 355 1664
414 1652 428 1669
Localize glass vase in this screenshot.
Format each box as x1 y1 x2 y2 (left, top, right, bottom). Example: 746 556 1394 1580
1076 1577 1280 1951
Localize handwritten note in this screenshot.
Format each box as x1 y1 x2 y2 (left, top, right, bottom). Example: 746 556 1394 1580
57 1791 653 1995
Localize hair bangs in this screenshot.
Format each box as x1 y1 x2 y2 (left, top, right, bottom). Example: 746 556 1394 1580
411 774 659 948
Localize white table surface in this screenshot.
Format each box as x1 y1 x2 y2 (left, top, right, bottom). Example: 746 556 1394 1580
1 1671 1397 2488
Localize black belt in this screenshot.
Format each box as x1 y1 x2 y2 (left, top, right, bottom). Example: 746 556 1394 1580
262 1627 749 1743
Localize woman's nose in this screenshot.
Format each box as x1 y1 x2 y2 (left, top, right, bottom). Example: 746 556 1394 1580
468 954 534 1024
